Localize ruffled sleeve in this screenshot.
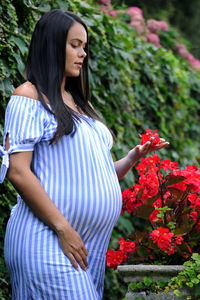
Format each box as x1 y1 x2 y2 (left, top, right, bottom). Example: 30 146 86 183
0 96 47 183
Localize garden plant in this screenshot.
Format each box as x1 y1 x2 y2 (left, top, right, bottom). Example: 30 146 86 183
106 129 200 297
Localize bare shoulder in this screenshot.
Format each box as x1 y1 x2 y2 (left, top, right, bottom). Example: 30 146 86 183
13 81 39 100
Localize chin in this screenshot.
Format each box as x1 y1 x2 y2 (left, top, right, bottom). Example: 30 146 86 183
66 71 81 78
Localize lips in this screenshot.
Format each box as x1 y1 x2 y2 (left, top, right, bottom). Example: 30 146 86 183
75 62 83 66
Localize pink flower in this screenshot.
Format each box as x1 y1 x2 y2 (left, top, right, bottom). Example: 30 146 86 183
190 59 200 71
127 7 143 16
147 19 161 35
129 22 146 35
187 54 195 64
147 33 161 48
100 7 109 14
158 21 168 32
108 10 117 17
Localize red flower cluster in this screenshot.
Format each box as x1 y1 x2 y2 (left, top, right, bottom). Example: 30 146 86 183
106 238 136 269
106 129 200 270
119 238 136 255
150 227 183 255
139 129 161 147
106 250 124 270
172 165 200 193
121 185 142 214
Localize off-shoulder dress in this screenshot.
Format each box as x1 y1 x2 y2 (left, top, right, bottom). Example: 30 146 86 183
0 95 122 300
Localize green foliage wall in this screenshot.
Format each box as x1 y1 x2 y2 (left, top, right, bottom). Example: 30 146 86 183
1 0 200 299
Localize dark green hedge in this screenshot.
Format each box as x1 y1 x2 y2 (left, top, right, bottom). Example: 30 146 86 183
1 0 200 299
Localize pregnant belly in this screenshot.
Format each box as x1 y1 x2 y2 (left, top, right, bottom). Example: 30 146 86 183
66 184 121 231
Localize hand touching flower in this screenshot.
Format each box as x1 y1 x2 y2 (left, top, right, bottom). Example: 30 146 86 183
128 129 169 165
114 129 169 180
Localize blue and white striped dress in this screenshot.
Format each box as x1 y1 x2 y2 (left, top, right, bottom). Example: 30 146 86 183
1 95 122 300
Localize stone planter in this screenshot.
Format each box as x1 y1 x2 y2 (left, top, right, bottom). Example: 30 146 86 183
118 264 193 300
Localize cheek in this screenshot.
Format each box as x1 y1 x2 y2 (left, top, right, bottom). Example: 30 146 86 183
66 47 76 61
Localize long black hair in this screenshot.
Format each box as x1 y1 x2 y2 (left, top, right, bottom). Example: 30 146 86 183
26 9 101 143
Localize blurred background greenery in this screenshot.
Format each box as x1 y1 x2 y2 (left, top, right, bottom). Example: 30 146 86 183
1 0 200 299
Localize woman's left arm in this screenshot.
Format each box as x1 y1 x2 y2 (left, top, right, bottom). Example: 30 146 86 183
114 137 169 180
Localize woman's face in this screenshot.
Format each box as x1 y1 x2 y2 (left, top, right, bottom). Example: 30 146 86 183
65 22 87 77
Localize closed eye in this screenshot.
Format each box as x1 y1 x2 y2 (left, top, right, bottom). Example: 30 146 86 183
71 44 86 51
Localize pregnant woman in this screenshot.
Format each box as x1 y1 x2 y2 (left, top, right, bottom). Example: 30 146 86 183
0 9 168 299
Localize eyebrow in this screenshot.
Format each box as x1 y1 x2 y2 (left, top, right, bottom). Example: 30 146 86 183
70 38 87 45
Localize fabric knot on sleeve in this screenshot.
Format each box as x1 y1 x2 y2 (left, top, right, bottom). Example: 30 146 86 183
0 143 35 183
0 145 10 183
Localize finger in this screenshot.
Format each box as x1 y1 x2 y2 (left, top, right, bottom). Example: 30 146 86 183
159 138 166 143
140 144 149 155
153 142 169 150
74 251 88 271
82 245 88 256
67 253 78 270
143 142 151 153
79 248 88 267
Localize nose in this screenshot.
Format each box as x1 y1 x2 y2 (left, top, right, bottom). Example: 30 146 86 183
79 48 87 58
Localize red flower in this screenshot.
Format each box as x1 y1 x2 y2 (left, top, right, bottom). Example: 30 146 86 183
150 209 161 223
160 159 178 171
139 129 161 147
106 250 124 270
196 221 200 231
189 212 200 231
167 245 175 255
139 173 159 201
121 186 143 214
136 157 149 175
190 211 198 221
188 194 197 205
175 236 184 245
150 227 174 252
119 238 136 253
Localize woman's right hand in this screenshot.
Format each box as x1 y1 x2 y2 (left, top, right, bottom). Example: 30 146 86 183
57 225 88 271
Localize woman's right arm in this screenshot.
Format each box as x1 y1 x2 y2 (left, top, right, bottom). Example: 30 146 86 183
6 145 88 271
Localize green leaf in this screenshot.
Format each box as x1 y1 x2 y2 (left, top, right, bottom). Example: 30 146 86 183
191 278 199 284
137 282 144 289
192 253 200 262
173 289 182 297
137 246 149 258
186 282 193 288
157 280 167 288
10 36 27 55
37 4 51 12
144 276 153 287
129 282 137 291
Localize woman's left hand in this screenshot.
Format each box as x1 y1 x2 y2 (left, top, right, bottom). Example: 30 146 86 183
127 137 169 164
